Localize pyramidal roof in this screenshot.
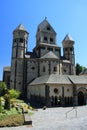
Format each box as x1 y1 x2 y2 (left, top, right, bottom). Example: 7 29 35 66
41 51 59 59
37 18 56 34
62 34 74 42
13 24 28 33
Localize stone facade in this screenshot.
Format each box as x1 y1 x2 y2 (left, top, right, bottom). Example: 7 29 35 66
3 18 87 107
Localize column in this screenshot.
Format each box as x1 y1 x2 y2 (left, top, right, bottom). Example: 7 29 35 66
45 85 51 107
62 86 65 106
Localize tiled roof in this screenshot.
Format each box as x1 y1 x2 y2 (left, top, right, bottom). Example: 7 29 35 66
29 74 71 85
13 24 28 33
62 59 71 63
80 69 87 75
60 56 71 63
62 34 74 42
3 67 11 71
26 52 38 58
37 18 56 34
29 74 87 86
68 75 87 84
40 43 58 47
41 51 59 59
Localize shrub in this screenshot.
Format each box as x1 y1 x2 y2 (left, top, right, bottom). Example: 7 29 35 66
0 97 2 113
0 82 7 96
8 89 20 99
0 114 24 127
4 96 10 110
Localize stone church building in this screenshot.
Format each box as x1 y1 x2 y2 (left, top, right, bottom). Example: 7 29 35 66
3 18 87 107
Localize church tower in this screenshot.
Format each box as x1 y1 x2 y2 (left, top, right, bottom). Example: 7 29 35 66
36 18 56 46
10 24 29 93
34 18 60 58
62 34 75 75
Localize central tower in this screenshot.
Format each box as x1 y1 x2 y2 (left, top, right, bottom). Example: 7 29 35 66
36 18 56 45
34 18 61 58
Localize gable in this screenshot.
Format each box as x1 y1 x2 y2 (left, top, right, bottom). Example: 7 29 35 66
37 19 56 34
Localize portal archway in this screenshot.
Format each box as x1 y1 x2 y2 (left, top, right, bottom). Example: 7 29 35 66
78 91 84 105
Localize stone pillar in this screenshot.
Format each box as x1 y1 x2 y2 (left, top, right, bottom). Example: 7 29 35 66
45 85 51 107
61 86 65 106
84 95 87 105
73 85 78 106
73 95 78 106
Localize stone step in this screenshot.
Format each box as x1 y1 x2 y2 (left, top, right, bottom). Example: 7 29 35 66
24 113 32 125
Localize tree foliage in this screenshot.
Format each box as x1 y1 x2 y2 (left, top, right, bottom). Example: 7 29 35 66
0 82 7 96
0 97 1 113
4 96 10 110
4 89 20 110
76 63 86 75
8 89 20 99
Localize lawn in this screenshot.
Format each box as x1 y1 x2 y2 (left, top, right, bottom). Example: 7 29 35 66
0 86 34 127
0 107 24 127
0 99 35 127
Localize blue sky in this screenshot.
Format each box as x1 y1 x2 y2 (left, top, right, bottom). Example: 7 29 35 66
0 0 87 80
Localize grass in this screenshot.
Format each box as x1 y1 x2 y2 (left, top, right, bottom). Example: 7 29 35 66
0 99 35 127
0 114 24 127
0 109 34 127
0 107 24 127
28 111 34 116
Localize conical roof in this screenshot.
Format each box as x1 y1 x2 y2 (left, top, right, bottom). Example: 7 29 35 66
13 24 28 33
62 34 74 43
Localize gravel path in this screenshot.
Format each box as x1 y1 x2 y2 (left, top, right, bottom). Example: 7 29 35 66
1 106 87 130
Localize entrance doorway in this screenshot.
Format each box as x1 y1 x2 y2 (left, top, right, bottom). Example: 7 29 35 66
78 91 84 105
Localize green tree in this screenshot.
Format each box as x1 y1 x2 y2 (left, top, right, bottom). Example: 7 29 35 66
76 63 83 75
0 82 7 113
0 82 7 96
4 94 10 110
0 97 1 113
4 89 20 110
8 89 20 99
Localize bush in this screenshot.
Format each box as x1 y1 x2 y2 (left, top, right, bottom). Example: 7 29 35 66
8 89 20 99
0 82 7 96
0 114 24 127
0 97 2 113
4 96 10 110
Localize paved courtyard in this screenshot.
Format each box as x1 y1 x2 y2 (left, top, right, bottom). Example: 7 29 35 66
1 106 87 130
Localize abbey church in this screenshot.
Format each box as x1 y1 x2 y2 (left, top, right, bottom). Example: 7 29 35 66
3 19 87 107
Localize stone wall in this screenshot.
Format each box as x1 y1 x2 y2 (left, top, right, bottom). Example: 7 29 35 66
27 84 45 99
27 60 38 83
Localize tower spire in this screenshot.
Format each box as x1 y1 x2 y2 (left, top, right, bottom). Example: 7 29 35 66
45 17 47 20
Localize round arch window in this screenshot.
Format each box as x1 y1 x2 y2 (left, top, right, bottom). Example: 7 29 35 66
54 88 58 94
